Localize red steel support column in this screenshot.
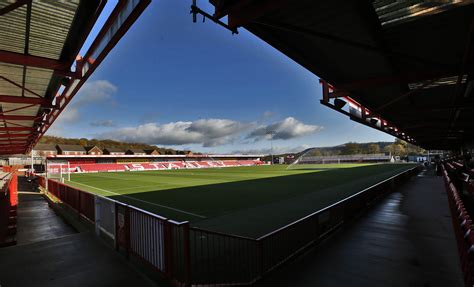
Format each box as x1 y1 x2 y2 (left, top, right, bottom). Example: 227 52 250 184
9 174 17 209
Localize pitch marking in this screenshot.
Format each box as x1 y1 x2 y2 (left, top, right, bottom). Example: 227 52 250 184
70 181 206 219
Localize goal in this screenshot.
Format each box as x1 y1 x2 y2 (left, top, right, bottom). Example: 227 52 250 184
46 161 71 183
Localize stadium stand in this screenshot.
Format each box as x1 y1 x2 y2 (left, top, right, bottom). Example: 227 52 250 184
442 160 474 286
55 160 265 174
296 153 392 164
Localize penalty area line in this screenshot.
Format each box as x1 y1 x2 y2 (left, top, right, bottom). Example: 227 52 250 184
69 181 206 219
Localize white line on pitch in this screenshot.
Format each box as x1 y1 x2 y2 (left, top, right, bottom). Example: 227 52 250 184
69 181 206 219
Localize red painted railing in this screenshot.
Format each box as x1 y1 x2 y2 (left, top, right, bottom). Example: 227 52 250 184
39 177 190 285
38 165 420 286
0 173 18 247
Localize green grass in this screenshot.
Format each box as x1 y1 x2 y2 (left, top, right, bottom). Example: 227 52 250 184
65 163 416 237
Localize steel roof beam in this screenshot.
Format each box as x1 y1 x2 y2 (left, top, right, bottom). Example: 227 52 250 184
0 115 37 121
0 127 34 132
24 0 151 154
0 142 28 145
0 50 69 71
0 95 47 105
0 145 28 149
0 0 31 16
0 151 28 154
0 134 29 139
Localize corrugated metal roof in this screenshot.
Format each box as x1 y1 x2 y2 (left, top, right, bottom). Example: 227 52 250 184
0 0 150 155
0 0 82 154
373 0 473 27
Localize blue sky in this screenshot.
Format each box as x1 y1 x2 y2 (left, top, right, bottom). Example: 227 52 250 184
48 0 394 154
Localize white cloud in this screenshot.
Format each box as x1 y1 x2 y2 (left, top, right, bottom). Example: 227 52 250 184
57 106 80 123
231 144 312 155
262 111 274 119
74 80 117 107
90 119 116 127
46 80 118 136
248 117 322 141
99 118 252 147
96 116 322 148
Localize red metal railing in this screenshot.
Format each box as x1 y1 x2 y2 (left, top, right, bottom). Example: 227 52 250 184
38 165 420 286
39 177 189 285
0 173 18 247
46 179 95 222
185 166 420 285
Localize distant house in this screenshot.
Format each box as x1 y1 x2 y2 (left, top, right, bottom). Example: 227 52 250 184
126 149 146 156
32 144 57 157
85 146 102 155
103 147 125 155
144 148 160 155
56 144 86 155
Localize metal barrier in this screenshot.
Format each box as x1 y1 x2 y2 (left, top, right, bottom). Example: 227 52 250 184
38 177 189 286
95 196 116 238
38 165 420 286
188 227 260 285
0 173 18 247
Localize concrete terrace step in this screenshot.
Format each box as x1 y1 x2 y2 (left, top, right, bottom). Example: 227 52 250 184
0 232 155 287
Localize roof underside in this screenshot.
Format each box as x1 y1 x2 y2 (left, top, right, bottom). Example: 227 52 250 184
0 0 150 155
0 0 102 155
210 0 474 150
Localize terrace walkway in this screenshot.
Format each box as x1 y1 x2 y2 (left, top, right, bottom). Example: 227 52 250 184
15 176 76 245
0 177 156 287
258 167 464 287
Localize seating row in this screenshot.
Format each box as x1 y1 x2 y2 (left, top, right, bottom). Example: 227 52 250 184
67 160 265 173
443 164 474 286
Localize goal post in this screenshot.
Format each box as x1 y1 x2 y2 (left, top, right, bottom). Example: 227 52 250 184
46 160 71 183
287 148 344 170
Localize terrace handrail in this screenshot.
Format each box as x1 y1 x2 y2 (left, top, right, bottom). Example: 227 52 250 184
190 225 256 242
257 165 419 240
40 175 173 223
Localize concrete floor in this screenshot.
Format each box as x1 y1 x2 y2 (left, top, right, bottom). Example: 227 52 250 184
257 168 464 287
16 177 76 245
0 232 155 287
0 177 155 287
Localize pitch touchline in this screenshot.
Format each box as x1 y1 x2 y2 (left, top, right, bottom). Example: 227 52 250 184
70 181 206 219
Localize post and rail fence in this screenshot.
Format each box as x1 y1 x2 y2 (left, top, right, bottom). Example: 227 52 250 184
36 165 421 286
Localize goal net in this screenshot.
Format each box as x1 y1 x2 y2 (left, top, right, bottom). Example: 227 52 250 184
286 148 342 170
287 149 393 170
46 161 71 183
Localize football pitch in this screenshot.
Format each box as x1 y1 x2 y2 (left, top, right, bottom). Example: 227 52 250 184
65 163 416 237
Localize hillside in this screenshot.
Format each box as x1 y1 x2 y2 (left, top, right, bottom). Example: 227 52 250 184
273 139 425 159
